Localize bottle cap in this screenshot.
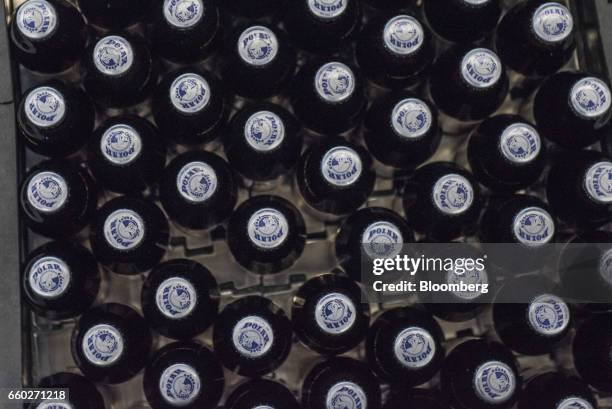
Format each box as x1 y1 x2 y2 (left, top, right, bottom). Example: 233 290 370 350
584 161 612 203
25 86 66 128
82 324 124 366
570 77 611 119
391 98 432 139
159 363 202 405
232 315 275 358
101 124 142 166
460 48 502 89
176 161 218 203
473 361 516 404
163 0 204 28
512 207 555 246
27 171 68 213
320 146 363 187
247 208 289 249
361 221 404 259
499 123 541 164
155 277 198 319
308 0 347 19
244 111 285 152
314 293 357 335
393 327 436 369
103 209 145 250
93 36 134 76
315 62 355 103
432 174 474 215
170 73 211 114
532 2 573 43
325 382 367 409
527 294 570 336
238 26 279 66
28 256 71 298
383 15 424 56
16 0 57 40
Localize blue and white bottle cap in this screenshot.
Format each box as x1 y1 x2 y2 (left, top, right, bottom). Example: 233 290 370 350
37 402 73 409
238 26 279 66
101 124 142 166
556 397 594 409
433 174 474 215
391 98 432 139
247 208 289 249
27 171 68 213
326 382 366 409
527 294 570 336
308 0 348 19
473 361 516 404
82 324 124 366
570 77 612 119
584 161 612 203
512 207 555 246
321 146 362 187
244 111 285 152
500 123 541 164
25 86 66 128
598 248 612 285
93 36 134 76
315 62 355 103
362 221 404 260
164 0 204 29
176 161 218 203
446 266 488 301
532 2 573 43
460 48 502 89
384 15 424 56
170 73 211 114
393 326 436 369
16 0 57 40
103 209 145 250
314 293 356 335
156 277 198 319
232 315 274 358
29 256 71 298
159 363 202 406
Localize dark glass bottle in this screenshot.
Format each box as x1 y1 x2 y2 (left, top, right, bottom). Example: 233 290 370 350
362 0 415 12
151 0 221 64
71 303 152 384
221 24 296 99
366 306 445 388
159 151 237 231
27 372 106 409
89 196 169 275
292 273 370 355
87 115 166 194
213 296 292 377
227 195 306 274
141 259 219 340
18 81 95 158
468 115 546 192
496 0 575 78
296 137 375 217
225 379 300 409
23 241 100 320
534 71 612 149
83 32 156 108
224 102 303 182
152 68 227 145
143 341 224 409
441 339 522 409
20 160 97 239
573 312 612 393
384 389 451 409
364 92 441 170
10 0 88 73
402 162 482 241
424 0 502 43
77 0 151 29
222 0 285 18
356 14 434 89
518 372 597 409
291 60 366 135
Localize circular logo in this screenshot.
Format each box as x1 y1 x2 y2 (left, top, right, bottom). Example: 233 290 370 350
393 327 436 369
100 124 142 166
315 62 355 103
527 294 570 336
26 171 68 213
170 73 211 114
308 0 347 19
314 293 356 335
557 397 594 409
232 316 274 358
532 2 573 43
82 324 124 366
362 221 404 259
24 86 66 128
584 161 612 203
512 207 555 246
391 98 432 139
247 208 289 250
326 382 367 409
28 256 71 298
159 363 201 406
598 248 612 285
155 277 198 319
460 48 502 89
473 361 516 404
37 403 73 409
93 36 134 76
383 15 424 56
570 77 612 119
16 0 57 40
103 209 145 250
244 111 285 152
433 174 474 215
238 26 278 66
499 123 541 164
164 0 204 28
176 161 218 203
321 146 363 187
447 266 488 301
